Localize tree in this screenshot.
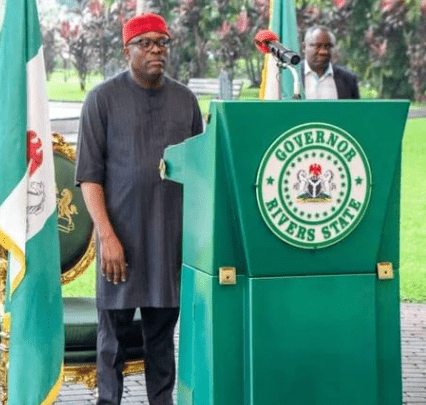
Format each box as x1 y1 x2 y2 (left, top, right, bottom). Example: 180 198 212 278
84 0 135 78
59 21 93 91
404 0 426 101
168 0 267 84
208 0 242 78
363 0 413 99
144 0 179 21
208 3 268 85
168 0 216 81
41 25 58 80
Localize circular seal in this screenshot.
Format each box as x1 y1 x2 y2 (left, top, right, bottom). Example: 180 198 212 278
256 123 372 249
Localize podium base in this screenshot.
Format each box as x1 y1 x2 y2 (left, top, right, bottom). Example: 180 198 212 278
178 265 402 405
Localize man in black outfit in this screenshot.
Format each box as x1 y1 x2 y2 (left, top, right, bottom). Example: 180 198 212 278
301 25 360 99
75 12 203 405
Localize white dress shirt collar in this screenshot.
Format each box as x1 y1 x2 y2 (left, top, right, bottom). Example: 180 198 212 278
304 60 338 100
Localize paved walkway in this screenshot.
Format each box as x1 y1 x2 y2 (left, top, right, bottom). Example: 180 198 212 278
50 303 426 404
401 303 426 404
49 101 82 121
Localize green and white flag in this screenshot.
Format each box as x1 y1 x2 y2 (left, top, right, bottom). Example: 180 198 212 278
260 0 301 99
0 0 64 403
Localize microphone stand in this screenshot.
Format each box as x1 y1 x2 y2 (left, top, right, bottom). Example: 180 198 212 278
276 61 302 100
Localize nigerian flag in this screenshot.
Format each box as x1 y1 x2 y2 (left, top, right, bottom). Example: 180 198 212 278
0 0 64 403
259 0 301 99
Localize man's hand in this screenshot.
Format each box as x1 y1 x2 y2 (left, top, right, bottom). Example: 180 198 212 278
80 182 128 285
99 233 127 284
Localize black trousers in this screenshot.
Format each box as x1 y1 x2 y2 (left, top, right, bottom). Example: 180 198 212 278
96 307 179 405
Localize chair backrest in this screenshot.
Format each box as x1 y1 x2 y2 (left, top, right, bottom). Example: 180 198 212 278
53 133 95 285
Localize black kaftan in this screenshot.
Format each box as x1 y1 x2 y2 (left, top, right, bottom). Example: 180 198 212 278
75 71 203 309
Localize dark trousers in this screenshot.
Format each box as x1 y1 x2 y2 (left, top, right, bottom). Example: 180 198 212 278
96 307 179 405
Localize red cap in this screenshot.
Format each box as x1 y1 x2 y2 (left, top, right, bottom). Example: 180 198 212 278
122 13 170 45
254 29 279 54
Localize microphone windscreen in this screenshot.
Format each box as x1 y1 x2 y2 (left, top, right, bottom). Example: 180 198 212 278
254 29 279 54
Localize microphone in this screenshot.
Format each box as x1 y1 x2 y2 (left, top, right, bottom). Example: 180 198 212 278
254 29 301 66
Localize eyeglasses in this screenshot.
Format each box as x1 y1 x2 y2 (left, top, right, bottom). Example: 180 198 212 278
127 37 171 51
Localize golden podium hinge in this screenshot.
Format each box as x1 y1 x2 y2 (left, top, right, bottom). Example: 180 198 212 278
219 267 237 285
377 262 394 280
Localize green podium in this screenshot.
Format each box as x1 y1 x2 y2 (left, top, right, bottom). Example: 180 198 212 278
163 100 409 405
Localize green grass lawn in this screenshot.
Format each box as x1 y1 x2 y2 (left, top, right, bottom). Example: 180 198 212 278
62 262 96 297
47 70 103 101
400 118 426 302
54 72 426 302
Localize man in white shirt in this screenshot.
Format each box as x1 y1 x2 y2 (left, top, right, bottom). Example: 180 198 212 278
301 26 360 100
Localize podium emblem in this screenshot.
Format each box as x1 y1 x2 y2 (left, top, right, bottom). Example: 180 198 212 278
256 123 372 249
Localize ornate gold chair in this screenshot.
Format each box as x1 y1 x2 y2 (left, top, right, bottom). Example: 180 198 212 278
0 134 144 403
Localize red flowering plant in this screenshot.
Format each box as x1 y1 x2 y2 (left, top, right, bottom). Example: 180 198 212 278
82 0 135 80
364 26 388 62
40 23 58 80
207 0 268 85
88 0 104 18
55 0 136 91
57 19 92 91
297 3 322 43
362 0 426 99
254 0 269 22
168 0 211 81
